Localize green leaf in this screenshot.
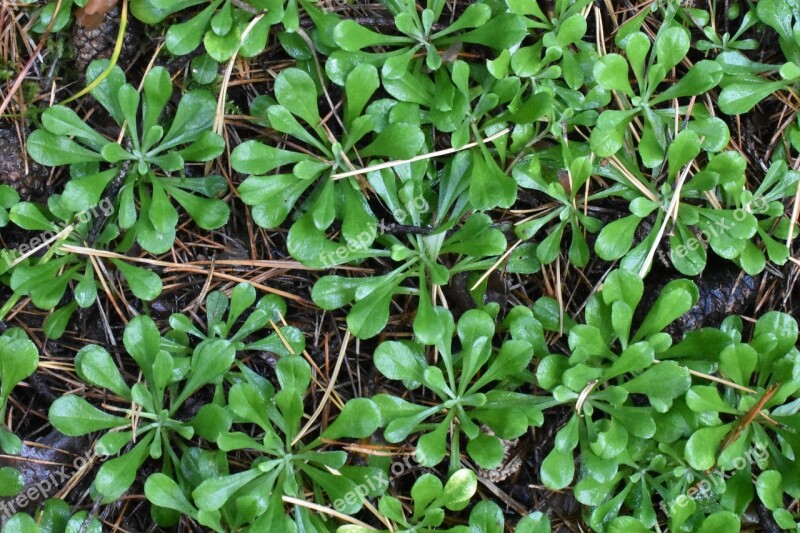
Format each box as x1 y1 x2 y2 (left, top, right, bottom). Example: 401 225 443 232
361 123 425 160
697 512 740 533
443 213 506 256
466 433 505 469
439 469 477 511
110 259 162 301
192 469 263 512
165 1 220 56
167 186 229 229
27 130 105 166
43 302 78 340
469 500 504 532
347 281 398 339
276 355 311 393
686 386 739 414
622 361 690 412
594 54 633 96
75 344 131 399
176 339 236 406
1 513 38 532
416 418 449 466
161 90 217 149
123 315 162 374
333 19 412 52
345 63 379 124
455 13 527 49
655 26 690 70
94 435 153 502
516 512 551 533
718 78 791 115
0 334 38 396
469 149 517 210
667 129 702 180
540 448 574 489
191 404 232 442
633 279 698 341
685 424 734 470
145 473 198 517
48 396 127 436
239 173 314 228
0 467 23 497
756 470 784 510
323 398 381 440
374 341 426 386
232 139 312 175
9 202 55 231
595 215 640 260
41 105 110 149
274 68 321 128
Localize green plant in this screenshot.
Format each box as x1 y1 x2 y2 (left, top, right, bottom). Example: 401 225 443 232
338 468 553 533
593 130 780 275
513 147 602 267
683 5 760 53
676 312 800 527
234 66 424 243
146 356 383 531
535 270 695 500
2 197 161 338
505 0 595 88
590 19 723 164
309 152 510 339
27 61 230 254
167 282 305 356
47 316 235 504
371 307 543 472
130 0 288 61
329 0 526 79
715 0 800 114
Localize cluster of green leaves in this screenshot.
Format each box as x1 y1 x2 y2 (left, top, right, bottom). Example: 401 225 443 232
132 0 289 62
338 469 552 533
371 306 544 472
42 287 380 531
167 282 304 354
590 15 723 163
329 0 526 78
27 61 229 254
715 0 800 114
48 315 237 504
312 202 507 338
234 66 425 239
3 196 162 338
530 269 800 531
594 131 799 275
514 148 602 267
148 358 383 530
12 0 800 530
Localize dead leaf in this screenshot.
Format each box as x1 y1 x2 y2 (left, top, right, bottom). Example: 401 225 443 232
75 0 118 29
